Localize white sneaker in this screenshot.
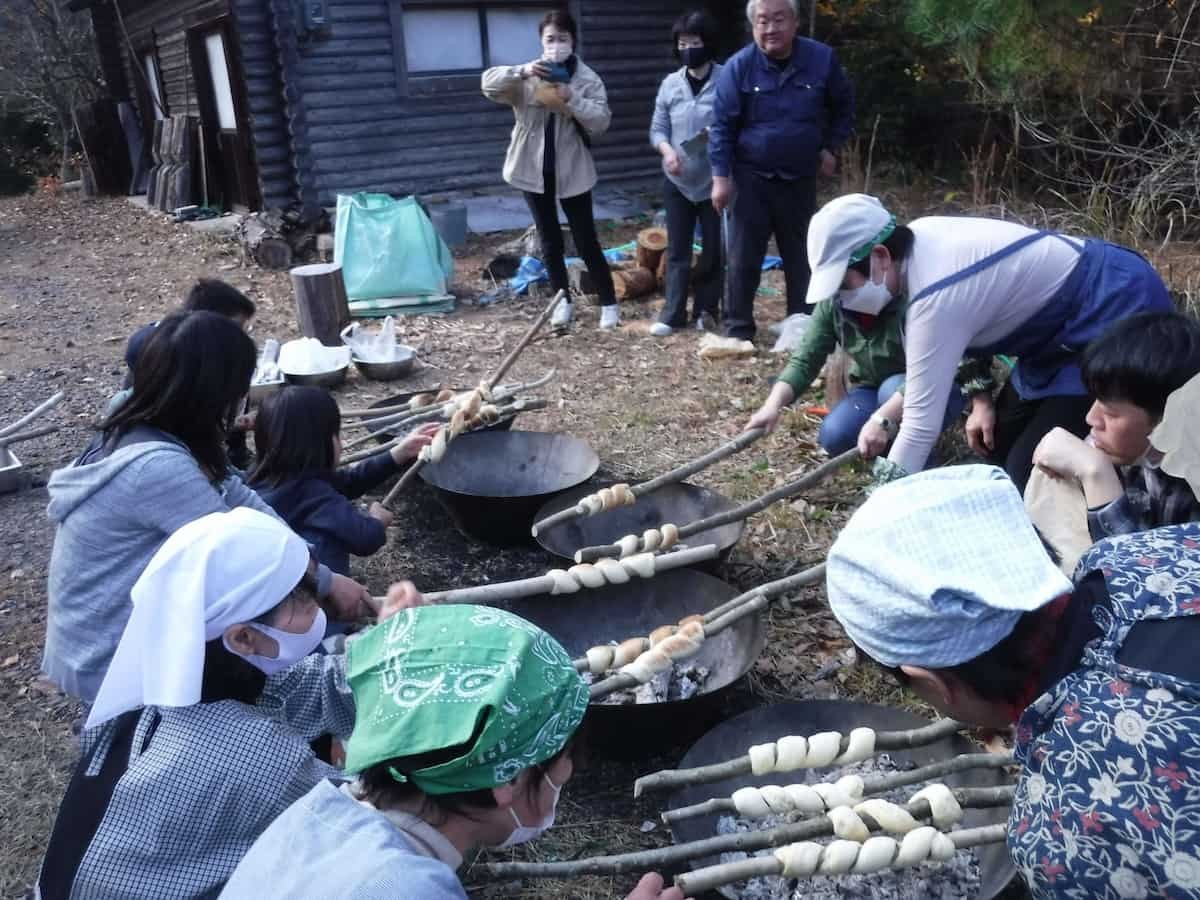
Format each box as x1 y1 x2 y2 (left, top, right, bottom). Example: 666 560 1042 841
599 305 620 330
649 322 674 337
551 299 574 328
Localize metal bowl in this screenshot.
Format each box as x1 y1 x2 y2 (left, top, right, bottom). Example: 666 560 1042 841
0 447 24 494
353 345 416 382
282 366 349 388
247 378 285 403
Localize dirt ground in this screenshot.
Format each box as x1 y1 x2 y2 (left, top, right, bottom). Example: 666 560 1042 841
0 187 1025 899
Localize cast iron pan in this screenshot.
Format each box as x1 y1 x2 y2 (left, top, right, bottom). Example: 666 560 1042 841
667 701 1016 899
534 482 745 571
502 568 766 756
363 389 515 444
419 430 599 546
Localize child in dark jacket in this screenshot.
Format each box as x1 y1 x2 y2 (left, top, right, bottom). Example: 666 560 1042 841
248 386 436 575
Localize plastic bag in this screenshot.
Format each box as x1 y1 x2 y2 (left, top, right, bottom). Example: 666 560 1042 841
341 317 402 362
333 193 454 302
771 313 813 353
278 338 351 375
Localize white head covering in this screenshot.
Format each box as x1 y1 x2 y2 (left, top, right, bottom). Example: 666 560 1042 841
827 465 1072 669
1150 371 1200 497
805 193 895 306
87 508 311 729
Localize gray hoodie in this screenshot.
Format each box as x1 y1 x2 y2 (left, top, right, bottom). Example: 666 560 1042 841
43 436 284 702
649 63 724 203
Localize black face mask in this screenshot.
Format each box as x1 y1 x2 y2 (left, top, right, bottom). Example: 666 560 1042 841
679 47 711 69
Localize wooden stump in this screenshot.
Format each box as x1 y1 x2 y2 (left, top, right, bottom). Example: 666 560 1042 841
655 250 668 289
242 215 295 270
291 263 351 345
613 266 657 301
636 226 668 272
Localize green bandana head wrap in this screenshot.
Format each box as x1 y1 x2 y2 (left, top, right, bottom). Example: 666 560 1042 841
343 604 590 795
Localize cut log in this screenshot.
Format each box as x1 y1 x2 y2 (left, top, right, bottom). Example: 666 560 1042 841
291 263 350 345
656 250 668 288
613 266 657 301
635 226 668 272
241 215 294 270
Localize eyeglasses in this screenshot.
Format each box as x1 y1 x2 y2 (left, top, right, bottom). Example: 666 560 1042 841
753 14 792 28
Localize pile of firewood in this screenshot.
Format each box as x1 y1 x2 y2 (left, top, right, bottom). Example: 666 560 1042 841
236 207 331 270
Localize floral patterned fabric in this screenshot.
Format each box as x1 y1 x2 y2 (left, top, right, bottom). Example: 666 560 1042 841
1009 522 1200 898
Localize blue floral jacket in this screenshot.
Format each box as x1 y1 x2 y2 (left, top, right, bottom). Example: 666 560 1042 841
1009 523 1200 898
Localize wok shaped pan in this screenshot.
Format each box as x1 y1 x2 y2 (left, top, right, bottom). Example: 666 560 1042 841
667 701 1016 899
502 568 766 756
363 388 514 444
534 482 744 571
419 430 599 546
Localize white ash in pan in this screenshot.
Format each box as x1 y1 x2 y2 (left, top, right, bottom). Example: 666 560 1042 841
714 754 983 900
582 662 710 705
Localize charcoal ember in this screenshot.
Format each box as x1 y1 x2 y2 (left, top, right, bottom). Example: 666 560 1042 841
582 654 712 706
714 754 983 900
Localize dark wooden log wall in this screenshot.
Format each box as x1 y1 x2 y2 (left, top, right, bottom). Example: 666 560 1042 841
116 0 227 119
263 0 690 206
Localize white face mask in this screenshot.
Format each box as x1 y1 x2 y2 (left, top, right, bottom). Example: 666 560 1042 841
224 607 327 675
837 255 894 316
543 40 573 64
493 775 562 849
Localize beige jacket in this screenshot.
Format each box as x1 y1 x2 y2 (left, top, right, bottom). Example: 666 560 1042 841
481 60 611 198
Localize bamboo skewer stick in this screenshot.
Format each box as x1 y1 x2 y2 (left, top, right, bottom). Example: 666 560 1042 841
0 424 59 448
0 392 64 438
394 544 720 607
374 399 547 507
531 426 768 537
634 718 966 798
676 822 1009 896
571 563 825 676
484 290 565 391
661 751 1016 824
571 447 860 563
482 785 1014 880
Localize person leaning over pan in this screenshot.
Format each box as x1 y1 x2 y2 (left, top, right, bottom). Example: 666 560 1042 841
220 603 684 900
802 193 1173 490
482 9 620 331
36 508 424 899
647 9 724 337
827 464 1200 899
708 0 854 340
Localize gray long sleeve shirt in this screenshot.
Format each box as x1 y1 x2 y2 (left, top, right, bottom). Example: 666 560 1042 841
649 63 724 202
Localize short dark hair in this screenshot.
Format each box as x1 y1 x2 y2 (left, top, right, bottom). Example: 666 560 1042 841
671 10 717 59
539 9 577 43
847 225 915 276
248 385 341 487
184 279 256 321
102 311 257 482
1082 311 1200 420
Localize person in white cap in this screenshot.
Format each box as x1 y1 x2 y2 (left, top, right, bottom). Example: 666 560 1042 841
827 464 1200 899
35 507 421 900
801 194 1172 490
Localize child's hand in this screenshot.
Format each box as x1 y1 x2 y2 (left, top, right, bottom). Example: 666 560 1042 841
369 501 395 527
376 580 425 621
391 422 441 464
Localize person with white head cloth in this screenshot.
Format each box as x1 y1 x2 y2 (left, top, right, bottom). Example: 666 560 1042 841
827 464 1200 899
35 507 422 900
801 193 1173 491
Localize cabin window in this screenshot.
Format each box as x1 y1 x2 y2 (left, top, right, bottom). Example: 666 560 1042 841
403 6 547 74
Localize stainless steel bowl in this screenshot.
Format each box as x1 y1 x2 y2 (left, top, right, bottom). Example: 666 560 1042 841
247 378 285 403
0 447 25 494
353 345 416 381
282 366 349 388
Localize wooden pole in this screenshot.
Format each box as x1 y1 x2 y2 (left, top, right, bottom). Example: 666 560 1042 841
572 447 859 562
484 290 565 391
290 262 350 346
0 424 59 448
0 392 65 439
531 427 767 537
633 718 966 798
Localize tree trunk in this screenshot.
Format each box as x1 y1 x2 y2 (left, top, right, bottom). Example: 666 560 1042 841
635 226 668 272
291 262 350 345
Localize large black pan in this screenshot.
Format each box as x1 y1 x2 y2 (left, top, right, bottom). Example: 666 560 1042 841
502 568 767 756
534 482 744 570
419 430 599 546
363 389 515 444
667 701 1016 900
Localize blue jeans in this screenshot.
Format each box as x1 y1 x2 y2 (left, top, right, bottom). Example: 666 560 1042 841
817 374 966 455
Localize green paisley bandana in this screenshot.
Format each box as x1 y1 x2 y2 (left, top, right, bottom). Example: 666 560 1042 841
343 604 589 795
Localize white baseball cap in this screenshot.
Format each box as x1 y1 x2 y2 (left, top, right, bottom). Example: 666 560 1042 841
805 194 897 306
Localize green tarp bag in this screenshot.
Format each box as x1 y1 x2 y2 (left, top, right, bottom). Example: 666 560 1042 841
333 193 454 303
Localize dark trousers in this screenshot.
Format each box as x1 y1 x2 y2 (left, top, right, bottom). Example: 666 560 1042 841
660 179 721 327
524 187 616 306
724 171 816 339
989 381 1093 491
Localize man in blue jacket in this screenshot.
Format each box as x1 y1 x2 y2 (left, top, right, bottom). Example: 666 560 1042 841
710 0 855 340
